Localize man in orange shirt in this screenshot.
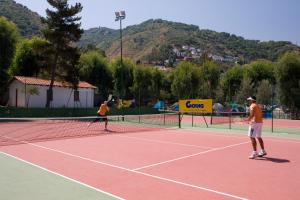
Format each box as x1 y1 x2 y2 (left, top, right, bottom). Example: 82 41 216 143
88 101 109 130
247 96 267 159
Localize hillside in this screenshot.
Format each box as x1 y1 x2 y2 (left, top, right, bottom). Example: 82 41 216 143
0 0 299 63
79 27 118 50
0 0 43 37
80 19 300 63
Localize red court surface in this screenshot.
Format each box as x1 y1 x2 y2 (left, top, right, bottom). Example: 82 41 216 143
1 128 300 200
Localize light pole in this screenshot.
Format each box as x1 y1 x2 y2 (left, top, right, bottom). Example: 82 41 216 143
115 11 126 119
115 11 126 68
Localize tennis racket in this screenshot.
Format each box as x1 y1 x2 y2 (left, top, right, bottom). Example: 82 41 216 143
107 94 115 107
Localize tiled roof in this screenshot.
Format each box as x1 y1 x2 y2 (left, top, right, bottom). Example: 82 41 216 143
14 76 97 89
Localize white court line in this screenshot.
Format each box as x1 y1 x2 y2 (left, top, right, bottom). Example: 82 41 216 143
114 135 213 149
1 136 248 200
0 152 125 200
132 141 250 171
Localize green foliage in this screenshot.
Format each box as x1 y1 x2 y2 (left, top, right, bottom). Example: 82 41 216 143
111 58 135 99
0 16 17 103
0 0 43 37
200 61 221 98
9 37 48 77
80 44 106 57
0 16 17 70
244 59 276 87
220 64 244 102
79 27 118 49
256 80 273 105
171 61 201 99
151 68 164 99
131 65 153 102
160 72 173 100
277 52 300 117
78 51 113 101
235 77 254 104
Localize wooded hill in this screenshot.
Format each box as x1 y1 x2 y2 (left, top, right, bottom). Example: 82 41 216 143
80 19 300 63
1 0 299 62
0 0 44 37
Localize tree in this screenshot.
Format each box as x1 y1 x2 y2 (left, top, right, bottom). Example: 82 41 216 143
277 52 300 118
80 44 106 57
159 43 176 67
131 65 153 104
244 59 276 88
9 37 48 77
256 80 272 105
220 64 244 102
171 61 201 99
160 73 173 101
235 76 254 104
78 51 113 101
0 16 17 104
111 58 135 99
151 68 164 100
42 0 83 107
0 16 17 70
196 52 212 65
200 61 220 98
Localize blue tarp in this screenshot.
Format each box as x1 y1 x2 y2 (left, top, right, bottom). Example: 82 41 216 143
153 101 165 109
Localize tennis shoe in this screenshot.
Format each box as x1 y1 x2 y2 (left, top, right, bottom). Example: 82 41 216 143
258 150 267 157
249 151 258 159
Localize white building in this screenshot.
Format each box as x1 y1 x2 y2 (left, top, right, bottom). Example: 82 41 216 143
8 76 97 108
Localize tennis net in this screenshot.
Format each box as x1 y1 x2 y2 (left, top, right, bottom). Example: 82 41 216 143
210 112 248 124
0 113 180 146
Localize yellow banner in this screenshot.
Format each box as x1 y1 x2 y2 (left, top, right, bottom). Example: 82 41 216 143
179 99 212 113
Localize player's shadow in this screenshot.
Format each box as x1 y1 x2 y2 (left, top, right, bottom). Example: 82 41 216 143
257 156 290 163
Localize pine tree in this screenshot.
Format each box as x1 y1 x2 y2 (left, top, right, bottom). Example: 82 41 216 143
42 0 83 107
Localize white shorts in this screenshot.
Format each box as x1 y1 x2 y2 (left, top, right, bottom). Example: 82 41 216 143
248 123 263 138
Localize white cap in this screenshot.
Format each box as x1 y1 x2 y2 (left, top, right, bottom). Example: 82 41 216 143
247 96 256 101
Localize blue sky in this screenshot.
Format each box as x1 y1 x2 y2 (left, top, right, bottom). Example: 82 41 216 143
15 0 300 44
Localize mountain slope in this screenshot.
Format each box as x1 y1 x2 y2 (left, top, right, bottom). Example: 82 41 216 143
0 0 299 63
80 19 300 62
0 0 43 37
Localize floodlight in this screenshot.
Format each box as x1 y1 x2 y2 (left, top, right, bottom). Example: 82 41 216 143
120 11 126 17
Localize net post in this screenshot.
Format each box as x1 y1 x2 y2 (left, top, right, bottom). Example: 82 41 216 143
229 111 232 129
271 86 274 132
178 112 181 128
192 113 194 127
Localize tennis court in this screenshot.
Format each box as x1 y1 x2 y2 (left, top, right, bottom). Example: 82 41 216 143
1 114 300 200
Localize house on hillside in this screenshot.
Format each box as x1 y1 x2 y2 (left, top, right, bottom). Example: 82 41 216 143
8 76 97 108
